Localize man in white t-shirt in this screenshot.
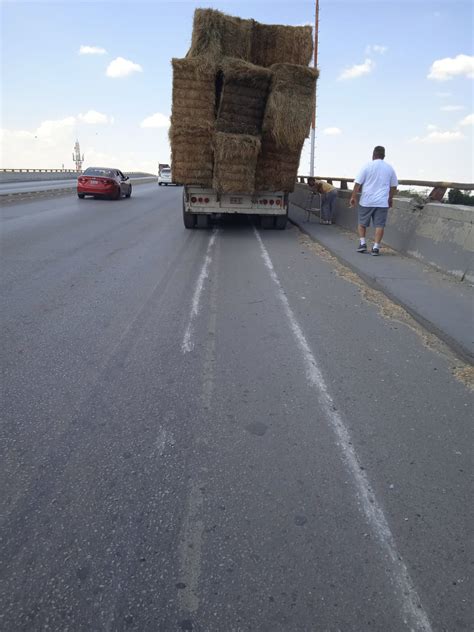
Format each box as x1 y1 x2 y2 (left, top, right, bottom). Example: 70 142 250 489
349 146 398 256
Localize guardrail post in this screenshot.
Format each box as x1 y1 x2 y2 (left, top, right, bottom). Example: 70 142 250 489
429 186 447 202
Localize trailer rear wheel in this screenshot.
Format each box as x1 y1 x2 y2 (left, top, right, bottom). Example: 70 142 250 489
275 215 287 230
183 207 196 229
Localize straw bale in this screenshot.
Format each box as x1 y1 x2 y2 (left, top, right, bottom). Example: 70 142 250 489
263 64 318 150
216 59 271 135
170 125 213 186
213 132 261 193
251 23 313 67
171 58 217 128
255 134 302 192
187 8 252 62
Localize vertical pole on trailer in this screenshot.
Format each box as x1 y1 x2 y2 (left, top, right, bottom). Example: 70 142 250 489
309 0 319 177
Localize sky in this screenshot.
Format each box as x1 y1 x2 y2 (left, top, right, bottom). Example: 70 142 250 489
1 0 473 181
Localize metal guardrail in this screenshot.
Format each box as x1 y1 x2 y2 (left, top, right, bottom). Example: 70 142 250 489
0 169 155 176
297 176 474 202
1 169 78 174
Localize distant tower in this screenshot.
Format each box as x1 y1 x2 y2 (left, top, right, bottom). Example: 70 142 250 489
72 140 84 172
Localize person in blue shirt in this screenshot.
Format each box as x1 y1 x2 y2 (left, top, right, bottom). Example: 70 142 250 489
349 146 398 256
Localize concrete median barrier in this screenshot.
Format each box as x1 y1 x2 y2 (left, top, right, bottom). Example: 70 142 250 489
0 176 158 204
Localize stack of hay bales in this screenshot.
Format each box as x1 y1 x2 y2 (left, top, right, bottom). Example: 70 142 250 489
169 58 216 187
169 8 318 193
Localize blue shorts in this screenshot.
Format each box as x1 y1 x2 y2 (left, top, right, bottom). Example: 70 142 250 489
358 205 388 228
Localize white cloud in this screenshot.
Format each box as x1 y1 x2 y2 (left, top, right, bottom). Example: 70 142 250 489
428 54 474 80
459 113 474 126
78 110 112 125
322 127 342 136
440 105 465 112
106 57 143 78
338 58 374 80
426 124 438 131
79 45 107 55
140 112 170 128
1 117 77 167
410 126 465 143
1 113 169 170
365 44 387 55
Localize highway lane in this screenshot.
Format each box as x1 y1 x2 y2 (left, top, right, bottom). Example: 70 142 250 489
1 184 472 631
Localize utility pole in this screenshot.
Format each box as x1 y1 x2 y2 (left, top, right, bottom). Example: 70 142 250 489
309 0 319 177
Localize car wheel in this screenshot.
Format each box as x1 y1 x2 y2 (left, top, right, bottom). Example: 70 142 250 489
78 193 85 199
158 182 162 186
113 187 121 200
126 186 132 198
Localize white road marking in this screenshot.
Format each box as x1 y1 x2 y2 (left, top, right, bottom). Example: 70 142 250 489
254 227 433 632
182 230 217 353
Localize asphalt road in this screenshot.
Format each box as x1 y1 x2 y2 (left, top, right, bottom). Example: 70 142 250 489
1 184 472 631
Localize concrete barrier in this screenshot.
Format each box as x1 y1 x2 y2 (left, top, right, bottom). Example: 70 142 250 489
0 176 157 204
0 170 155 184
290 183 474 283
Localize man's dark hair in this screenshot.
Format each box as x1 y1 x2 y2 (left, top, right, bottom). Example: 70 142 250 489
373 145 385 159
307 177 315 185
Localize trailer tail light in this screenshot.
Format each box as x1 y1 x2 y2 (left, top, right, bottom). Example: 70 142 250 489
191 196 197 203
269 199 274 205
204 197 209 203
262 199 268 205
276 199 281 206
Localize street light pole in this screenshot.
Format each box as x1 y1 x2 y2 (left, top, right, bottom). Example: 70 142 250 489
309 0 319 177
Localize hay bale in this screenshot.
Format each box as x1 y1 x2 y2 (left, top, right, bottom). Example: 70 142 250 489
187 8 253 62
213 132 261 193
170 125 213 187
171 58 217 129
251 23 313 67
263 64 318 150
216 58 271 135
255 134 302 192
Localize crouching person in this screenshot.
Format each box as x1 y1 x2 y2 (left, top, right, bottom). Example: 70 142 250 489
308 178 338 224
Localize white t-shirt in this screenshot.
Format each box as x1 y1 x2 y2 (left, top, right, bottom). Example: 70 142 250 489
355 159 398 208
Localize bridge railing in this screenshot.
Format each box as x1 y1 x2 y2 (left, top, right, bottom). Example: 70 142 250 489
296 176 474 202
1 168 79 173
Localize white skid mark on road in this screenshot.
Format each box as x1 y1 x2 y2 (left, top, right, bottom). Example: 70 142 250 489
182 230 217 353
254 227 433 632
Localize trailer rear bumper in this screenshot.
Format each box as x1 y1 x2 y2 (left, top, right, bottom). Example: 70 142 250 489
183 187 288 216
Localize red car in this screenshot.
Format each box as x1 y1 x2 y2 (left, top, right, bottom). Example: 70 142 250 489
77 167 132 200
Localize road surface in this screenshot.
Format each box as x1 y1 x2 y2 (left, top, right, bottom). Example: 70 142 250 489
1 184 472 631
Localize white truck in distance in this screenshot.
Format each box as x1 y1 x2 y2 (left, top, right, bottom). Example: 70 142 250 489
182 186 288 229
158 166 172 186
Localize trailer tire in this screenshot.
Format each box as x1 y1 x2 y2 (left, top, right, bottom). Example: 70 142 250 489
275 215 287 230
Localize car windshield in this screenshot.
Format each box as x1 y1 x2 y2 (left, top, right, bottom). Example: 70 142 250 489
84 168 115 177
162 169 171 175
